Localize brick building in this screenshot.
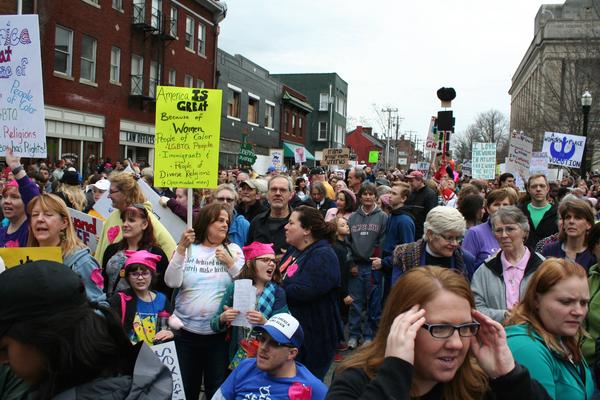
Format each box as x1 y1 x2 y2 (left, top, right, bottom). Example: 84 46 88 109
6 0 225 172
345 126 385 167
280 85 314 166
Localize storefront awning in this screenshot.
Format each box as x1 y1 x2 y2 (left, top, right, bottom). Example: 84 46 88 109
283 142 315 160
282 91 314 113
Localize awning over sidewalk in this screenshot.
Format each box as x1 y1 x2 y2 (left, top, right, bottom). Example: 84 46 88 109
283 142 315 161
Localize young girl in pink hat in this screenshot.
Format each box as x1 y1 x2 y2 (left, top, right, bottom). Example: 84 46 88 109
109 249 173 345
211 241 289 369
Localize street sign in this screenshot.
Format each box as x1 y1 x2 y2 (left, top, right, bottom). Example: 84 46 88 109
238 136 256 166
321 148 350 166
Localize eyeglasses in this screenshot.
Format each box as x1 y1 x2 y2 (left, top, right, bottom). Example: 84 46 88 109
255 332 295 348
493 226 519 235
255 257 276 265
436 233 464 243
216 197 236 203
109 189 120 194
129 271 152 279
421 322 480 339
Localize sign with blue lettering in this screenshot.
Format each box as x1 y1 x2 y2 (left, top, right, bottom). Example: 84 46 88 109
541 132 586 168
0 15 46 158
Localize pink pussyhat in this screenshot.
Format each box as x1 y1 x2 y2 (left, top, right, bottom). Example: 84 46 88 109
242 242 274 261
5 180 18 188
123 250 162 271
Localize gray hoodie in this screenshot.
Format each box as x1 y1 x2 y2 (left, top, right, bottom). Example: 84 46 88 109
348 206 387 263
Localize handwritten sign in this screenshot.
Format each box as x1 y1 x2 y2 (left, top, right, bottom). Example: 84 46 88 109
154 86 222 188
0 15 47 158
270 149 283 170
321 148 350 166
151 341 186 400
506 131 533 178
472 143 496 180
0 247 62 268
530 152 549 175
68 208 104 254
542 131 586 168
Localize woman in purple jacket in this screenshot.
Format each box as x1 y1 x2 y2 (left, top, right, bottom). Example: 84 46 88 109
0 147 40 248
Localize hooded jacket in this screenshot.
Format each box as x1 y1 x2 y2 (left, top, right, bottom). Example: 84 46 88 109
348 206 387 264
47 343 173 400
63 247 108 307
381 206 415 272
471 249 544 322
506 324 594 400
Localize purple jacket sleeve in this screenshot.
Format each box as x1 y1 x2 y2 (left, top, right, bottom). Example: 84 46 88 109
18 175 41 211
166 198 187 221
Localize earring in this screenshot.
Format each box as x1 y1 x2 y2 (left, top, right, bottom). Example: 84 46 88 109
59 230 66 241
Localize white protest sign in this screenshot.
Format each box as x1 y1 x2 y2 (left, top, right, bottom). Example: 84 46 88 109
0 15 47 158
68 208 104 254
530 152 549 175
471 143 496 180
506 131 533 178
294 146 306 164
232 279 257 328
138 179 186 242
92 190 114 220
270 149 283 170
542 131 586 168
151 341 186 400
425 116 437 153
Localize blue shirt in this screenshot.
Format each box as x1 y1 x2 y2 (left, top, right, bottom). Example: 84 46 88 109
212 358 327 400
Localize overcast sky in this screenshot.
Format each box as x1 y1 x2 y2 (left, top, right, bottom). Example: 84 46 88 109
219 0 563 142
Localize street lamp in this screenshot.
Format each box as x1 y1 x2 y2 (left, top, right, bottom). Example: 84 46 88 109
581 91 592 178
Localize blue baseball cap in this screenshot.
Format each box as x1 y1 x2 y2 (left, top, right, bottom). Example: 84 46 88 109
254 313 304 348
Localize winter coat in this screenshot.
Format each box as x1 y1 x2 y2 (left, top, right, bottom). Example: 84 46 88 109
63 247 108 307
280 239 341 375
462 219 501 268
520 203 558 249
582 263 600 365
327 356 552 400
404 184 438 239
246 208 290 255
471 249 544 322
380 206 415 272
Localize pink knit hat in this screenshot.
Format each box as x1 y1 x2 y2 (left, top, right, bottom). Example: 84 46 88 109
124 250 162 272
339 188 357 205
242 242 274 261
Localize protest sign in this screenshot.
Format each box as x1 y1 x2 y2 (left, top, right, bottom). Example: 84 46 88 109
154 87 222 188
471 143 496 180
0 247 62 268
321 148 350 166
151 341 186 400
541 131 586 168
530 152 549 175
270 149 283 170
138 179 186 242
294 146 306 164
68 208 103 254
506 131 533 178
425 116 438 153
92 190 114 220
368 151 379 163
0 15 47 158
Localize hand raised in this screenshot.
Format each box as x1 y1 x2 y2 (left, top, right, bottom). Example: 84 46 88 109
384 305 426 365
470 310 515 379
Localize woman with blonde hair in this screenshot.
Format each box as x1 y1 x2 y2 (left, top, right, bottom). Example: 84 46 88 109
27 193 107 306
94 172 176 265
328 266 551 399
506 258 594 399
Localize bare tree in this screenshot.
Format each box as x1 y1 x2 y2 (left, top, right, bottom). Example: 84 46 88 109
451 109 510 161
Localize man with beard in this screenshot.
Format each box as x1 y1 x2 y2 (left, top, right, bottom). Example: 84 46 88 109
247 175 292 255
212 314 327 400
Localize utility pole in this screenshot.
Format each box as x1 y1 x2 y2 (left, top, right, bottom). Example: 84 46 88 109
404 130 418 165
381 107 398 170
393 115 404 170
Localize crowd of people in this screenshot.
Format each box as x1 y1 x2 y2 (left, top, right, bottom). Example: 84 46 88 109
2 150 600 399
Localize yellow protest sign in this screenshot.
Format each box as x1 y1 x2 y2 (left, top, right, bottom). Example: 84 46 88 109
0 247 63 269
154 86 222 188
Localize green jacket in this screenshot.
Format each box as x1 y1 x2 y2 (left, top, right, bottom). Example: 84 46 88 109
506 324 594 400
583 263 600 364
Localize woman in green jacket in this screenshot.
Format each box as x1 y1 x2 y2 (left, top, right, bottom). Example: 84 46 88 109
583 223 600 365
506 258 594 399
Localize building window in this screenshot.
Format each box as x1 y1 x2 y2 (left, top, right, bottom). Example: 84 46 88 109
292 114 296 130
169 7 177 37
336 96 346 116
298 117 303 137
151 0 162 30
185 16 194 51
227 87 241 119
133 0 145 24
197 23 206 56
54 25 73 75
319 93 329 111
112 0 123 10
284 112 289 133
168 69 176 85
248 96 259 124
80 34 97 82
184 74 193 88
264 103 274 129
130 54 143 95
110 46 120 83
149 61 160 98
318 121 328 141
196 79 204 88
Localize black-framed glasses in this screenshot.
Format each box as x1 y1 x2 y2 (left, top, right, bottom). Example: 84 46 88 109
421 322 480 338
255 332 295 348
